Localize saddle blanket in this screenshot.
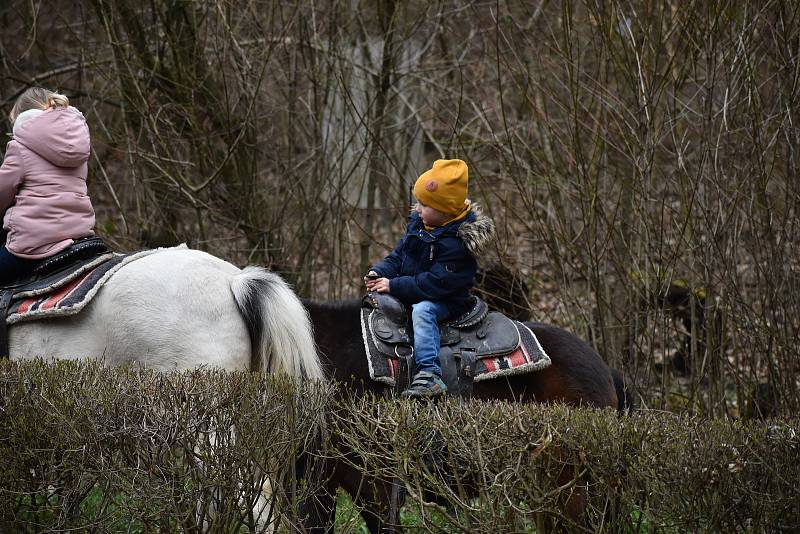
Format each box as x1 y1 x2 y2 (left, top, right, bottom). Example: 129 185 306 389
361 308 552 387
6 248 161 325
472 321 551 382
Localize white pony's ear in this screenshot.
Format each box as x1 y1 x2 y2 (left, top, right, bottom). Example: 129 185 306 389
12 108 45 136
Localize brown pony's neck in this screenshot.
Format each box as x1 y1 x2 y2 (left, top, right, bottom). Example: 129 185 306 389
302 298 382 396
302 298 361 328
302 298 363 362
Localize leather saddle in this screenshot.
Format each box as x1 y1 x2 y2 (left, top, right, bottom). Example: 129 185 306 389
361 293 521 396
0 237 111 358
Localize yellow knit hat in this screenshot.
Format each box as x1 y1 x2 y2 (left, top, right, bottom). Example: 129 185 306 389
413 159 469 216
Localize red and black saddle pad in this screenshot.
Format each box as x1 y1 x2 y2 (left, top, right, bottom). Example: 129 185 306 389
7 254 125 321
5 249 165 325
472 321 551 381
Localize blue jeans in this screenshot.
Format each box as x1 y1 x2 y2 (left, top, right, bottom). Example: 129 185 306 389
0 245 39 286
411 300 450 377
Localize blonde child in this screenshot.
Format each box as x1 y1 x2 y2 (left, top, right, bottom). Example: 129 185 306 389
0 88 95 285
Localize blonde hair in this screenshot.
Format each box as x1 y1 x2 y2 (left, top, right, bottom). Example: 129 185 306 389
9 87 69 124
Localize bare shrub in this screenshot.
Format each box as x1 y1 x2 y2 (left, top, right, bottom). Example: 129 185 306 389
0 359 331 532
331 394 800 532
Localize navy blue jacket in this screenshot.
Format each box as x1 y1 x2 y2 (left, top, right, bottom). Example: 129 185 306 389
371 211 479 319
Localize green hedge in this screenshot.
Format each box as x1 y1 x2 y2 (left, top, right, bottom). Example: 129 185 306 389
2 361 797 532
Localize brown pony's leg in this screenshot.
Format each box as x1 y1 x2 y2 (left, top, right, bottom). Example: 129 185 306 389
335 459 396 534
298 489 336 534
533 460 588 533
297 445 393 534
297 456 337 534
559 464 589 530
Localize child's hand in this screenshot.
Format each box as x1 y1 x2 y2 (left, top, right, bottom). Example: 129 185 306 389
367 277 390 293
364 271 390 293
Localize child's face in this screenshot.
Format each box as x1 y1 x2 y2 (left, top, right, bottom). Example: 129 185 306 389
415 201 450 227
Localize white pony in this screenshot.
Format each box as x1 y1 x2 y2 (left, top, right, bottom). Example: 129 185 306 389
8 246 323 531
9 247 323 380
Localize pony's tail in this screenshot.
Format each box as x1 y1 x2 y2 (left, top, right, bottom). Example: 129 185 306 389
230 267 324 381
611 368 635 415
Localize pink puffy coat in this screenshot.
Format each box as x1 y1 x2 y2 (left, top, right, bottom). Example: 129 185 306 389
0 106 96 259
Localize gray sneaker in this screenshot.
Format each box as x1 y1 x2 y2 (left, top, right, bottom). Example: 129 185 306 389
401 371 447 398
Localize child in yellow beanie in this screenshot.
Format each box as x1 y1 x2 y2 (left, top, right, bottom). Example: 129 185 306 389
365 159 494 398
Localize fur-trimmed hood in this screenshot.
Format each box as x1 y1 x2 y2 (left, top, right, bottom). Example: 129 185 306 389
407 200 495 256
457 202 495 255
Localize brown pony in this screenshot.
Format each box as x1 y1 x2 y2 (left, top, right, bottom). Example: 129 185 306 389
299 298 631 533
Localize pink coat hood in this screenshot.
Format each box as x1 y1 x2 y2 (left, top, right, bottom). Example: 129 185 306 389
0 106 96 259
